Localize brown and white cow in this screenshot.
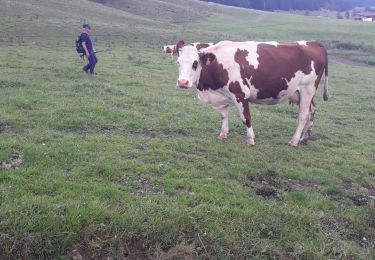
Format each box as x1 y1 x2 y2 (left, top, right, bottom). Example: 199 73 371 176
175 40 329 147
163 44 176 58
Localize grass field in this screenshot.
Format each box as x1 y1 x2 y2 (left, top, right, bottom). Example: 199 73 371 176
0 0 374 259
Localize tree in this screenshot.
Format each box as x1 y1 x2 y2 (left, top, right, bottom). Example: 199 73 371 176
199 0 375 11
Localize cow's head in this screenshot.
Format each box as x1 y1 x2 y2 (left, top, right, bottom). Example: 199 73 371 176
176 40 216 89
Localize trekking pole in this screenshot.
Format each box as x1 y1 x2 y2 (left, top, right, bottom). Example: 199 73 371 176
94 48 112 54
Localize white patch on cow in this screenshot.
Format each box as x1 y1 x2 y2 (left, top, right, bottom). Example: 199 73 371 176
197 89 231 139
246 126 255 146
210 42 261 100
264 41 279 46
245 47 260 69
245 77 260 101
197 88 231 109
297 41 308 46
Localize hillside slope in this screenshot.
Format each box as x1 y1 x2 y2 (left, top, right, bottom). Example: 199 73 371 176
89 0 212 22
0 0 374 259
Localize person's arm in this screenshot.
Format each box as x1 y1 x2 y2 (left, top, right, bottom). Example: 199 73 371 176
82 41 90 57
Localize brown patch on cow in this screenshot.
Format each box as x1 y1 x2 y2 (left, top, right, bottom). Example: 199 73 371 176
229 81 251 127
234 42 326 100
165 46 173 54
229 81 246 102
307 41 327 88
195 43 210 50
199 52 216 65
198 54 229 91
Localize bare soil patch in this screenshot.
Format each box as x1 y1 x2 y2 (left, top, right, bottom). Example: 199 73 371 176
240 170 374 207
240 170 324 199
133 177 164 197
1 152 24 170
0 122 8 133
67 231 152 260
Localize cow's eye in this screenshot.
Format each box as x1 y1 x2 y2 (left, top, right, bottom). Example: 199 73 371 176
192 60 198 70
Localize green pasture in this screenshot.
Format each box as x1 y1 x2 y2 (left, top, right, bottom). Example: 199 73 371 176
0 0 374 258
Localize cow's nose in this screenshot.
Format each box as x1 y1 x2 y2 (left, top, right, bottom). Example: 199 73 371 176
178 79 189 88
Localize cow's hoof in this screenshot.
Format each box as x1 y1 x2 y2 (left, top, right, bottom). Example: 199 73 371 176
246 139 255 147
288 140 299 147
300 138 309 145
217 132 228 140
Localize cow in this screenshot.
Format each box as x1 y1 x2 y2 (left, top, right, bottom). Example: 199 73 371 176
162 44 176 59
175 40 329 147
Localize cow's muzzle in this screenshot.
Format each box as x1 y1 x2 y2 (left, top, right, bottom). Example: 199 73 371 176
177 79 189 89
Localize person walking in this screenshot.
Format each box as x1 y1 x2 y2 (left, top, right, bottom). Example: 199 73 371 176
80 24 98 74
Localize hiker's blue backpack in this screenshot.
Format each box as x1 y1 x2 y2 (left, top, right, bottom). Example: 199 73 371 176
75 35 84 54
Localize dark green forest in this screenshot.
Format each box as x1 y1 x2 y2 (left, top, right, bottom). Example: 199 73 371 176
200 0 375 11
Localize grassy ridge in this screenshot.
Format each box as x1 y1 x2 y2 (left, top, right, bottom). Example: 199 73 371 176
0 0 374 258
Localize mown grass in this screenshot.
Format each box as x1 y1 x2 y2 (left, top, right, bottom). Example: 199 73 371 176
1 0 374 259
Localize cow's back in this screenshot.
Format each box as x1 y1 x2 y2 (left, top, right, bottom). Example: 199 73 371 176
206 41 326 103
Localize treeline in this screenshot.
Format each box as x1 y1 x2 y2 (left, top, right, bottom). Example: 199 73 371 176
200 0 375 11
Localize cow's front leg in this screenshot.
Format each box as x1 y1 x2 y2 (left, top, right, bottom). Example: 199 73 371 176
235 98 255 146
214 104 229 139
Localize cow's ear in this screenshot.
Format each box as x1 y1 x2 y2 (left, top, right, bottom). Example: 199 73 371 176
175 40 185 56
199 52 216 66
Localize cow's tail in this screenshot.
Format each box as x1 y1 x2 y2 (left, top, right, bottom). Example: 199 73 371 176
323 47 329 101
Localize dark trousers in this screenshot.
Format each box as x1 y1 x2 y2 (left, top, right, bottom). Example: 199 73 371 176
83 54 98 74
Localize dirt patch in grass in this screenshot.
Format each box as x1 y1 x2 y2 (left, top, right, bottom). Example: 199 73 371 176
0 122 8 133
67 231 152 260
255 186 278 199
321 216 374 250
66 231 198 260
240 170 323 199
133 177 164 197
161 243 196 260
0 79 27 88
343 182 375 207
240 170 374 207
1 152 24 170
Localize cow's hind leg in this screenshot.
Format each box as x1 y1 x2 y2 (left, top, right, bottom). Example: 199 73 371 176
300 100 316 144
214 104 229 139
289 84 316 147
